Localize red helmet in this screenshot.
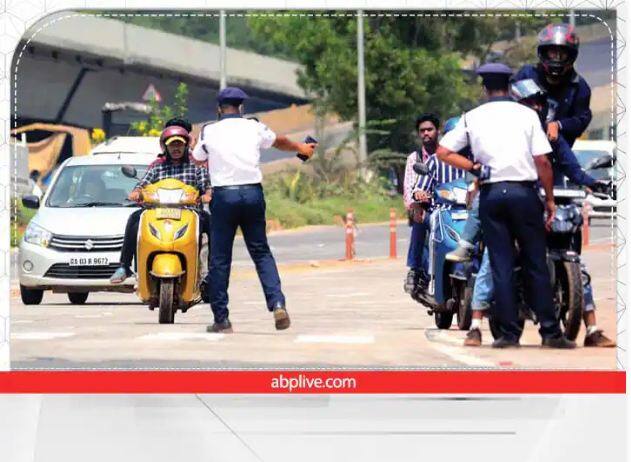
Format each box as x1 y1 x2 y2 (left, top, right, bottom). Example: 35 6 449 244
537 23 579 78
159 125 191 153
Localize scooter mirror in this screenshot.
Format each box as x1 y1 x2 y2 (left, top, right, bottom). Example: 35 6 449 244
413 162 429 175
121 165 138 179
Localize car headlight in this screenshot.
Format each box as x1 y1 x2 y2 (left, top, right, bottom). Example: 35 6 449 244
149 223 162 240
157 189 184 204
174 224 189 240
23 222 52 247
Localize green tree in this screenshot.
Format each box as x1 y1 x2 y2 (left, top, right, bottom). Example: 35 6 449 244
248 15 479 155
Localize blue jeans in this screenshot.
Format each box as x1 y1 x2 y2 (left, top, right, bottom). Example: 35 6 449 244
472 248 493 311
460 195 481 246
407 217 429 270
209 185 285 323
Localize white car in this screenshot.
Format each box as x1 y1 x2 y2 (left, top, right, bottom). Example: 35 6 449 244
573 140 616 220
19 145 159 305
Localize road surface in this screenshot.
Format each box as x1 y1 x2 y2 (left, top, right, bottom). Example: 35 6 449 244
10 220 619 369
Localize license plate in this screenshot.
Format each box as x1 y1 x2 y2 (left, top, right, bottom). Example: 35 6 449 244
156 208 182 219
451 211 468 220
69 257 109 266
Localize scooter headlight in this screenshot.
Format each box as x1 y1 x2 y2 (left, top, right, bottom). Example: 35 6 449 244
436 188 467 204
149 223 161 240
157 188 184 205
174 224 189 240
23 222 52 247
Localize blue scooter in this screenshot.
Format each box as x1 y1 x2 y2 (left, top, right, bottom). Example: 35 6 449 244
410 164 476 330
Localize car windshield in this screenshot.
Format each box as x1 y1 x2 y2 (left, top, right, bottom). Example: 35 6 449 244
46 164 148 208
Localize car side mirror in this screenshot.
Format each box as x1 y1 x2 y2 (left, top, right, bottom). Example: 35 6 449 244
588 155 614 170
22 195 40 209
121 165 138 179
413 162 429 175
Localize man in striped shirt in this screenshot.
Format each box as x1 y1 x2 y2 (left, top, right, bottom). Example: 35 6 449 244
412 118 469 208
403 113 439 293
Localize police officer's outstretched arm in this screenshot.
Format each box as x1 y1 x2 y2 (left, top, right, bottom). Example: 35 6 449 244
436 116 476 172
272 135 317 159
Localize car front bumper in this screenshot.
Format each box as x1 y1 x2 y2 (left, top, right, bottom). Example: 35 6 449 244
18 241 134 292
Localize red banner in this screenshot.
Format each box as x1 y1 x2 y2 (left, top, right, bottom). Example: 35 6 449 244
0 371 625 393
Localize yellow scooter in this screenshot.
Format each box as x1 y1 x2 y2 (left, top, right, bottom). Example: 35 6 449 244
122 166 203 324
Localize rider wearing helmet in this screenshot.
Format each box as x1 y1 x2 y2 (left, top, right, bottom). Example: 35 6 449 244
512 23 591 147
110 125 212 283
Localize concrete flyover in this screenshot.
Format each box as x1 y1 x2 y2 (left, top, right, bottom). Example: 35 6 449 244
12 12 307 129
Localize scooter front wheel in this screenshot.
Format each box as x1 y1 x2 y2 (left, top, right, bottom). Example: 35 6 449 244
158 279 176 324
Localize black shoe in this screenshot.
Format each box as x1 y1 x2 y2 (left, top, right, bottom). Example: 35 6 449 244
492 337 520 349
207 319 233 333
404 269 419 293
542 335 576 349
272 302 291 330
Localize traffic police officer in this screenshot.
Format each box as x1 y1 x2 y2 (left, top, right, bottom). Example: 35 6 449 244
436 63 575 349
192 87 316 333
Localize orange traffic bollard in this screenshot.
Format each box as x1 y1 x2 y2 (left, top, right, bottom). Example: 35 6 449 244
582 202 590 248
345 209 355 260
389 208 397 259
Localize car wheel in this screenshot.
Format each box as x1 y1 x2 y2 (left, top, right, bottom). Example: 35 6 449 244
20 285 43 305
68 292 89 305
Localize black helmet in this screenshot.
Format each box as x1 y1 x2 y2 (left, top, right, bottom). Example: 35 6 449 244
537 23 579 78
511 79 550 124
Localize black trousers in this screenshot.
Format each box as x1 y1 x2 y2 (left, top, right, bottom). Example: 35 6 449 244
119 208 211 270
479 182 562 342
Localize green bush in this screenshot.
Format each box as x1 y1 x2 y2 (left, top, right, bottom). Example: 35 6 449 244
263 169 405 229
11 200 37 247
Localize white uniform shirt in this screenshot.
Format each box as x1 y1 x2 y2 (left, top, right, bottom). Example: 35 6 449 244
439 100 552 183
192 115 277 187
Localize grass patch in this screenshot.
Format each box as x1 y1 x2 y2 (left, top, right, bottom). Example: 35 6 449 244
263 170 405 229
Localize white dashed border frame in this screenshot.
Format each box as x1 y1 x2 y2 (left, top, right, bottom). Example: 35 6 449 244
1 1 626 372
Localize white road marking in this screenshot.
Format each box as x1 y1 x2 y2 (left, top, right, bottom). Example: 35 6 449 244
295 335 375 344
75 315 103 319
138 332 225 341
12 332 75 340
426 330 496 367
429 343 496 368
12 320 34 324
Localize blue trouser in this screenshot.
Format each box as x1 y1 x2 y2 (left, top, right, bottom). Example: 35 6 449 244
472 248 493 311
407 217 429 269
209 185 285 323
460 195 482 246
479 182 562 342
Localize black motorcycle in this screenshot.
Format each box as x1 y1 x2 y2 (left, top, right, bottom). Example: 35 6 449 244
469 183 614 341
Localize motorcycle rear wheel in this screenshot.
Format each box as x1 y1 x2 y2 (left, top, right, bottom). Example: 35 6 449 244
158 279 176 324
555 261 583 341
457 282 473 331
